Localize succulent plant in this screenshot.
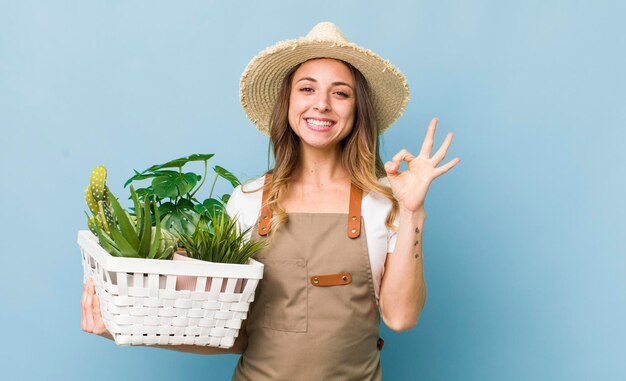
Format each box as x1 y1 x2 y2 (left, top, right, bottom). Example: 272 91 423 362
94 188 175 259
85 166 114 235
90 166 107 199
85 165 176 259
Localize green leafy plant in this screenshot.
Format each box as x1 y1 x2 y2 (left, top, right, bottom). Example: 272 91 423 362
177 211 267 264
124 154 240 238
85 166 177 259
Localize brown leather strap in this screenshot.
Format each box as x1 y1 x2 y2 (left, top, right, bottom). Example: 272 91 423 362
258 173 273 236
259 175 362 239
347 182 362 239
310 272 352 287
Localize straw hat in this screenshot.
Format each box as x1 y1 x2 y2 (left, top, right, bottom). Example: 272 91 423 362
240 22 410 136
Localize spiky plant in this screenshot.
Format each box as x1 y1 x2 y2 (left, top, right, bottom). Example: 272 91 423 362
177 211 267 264
85 165 176 259
85 166 114 235
93 186 176 259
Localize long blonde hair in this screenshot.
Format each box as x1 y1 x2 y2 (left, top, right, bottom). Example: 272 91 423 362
245 59 398 235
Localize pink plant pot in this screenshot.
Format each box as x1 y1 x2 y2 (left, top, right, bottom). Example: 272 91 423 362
172 251 244 293
172 251 200 291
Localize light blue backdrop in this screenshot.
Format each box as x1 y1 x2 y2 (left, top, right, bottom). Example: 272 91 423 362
1 0 624 380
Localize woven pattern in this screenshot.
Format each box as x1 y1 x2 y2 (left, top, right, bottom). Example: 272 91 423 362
78 231 263 348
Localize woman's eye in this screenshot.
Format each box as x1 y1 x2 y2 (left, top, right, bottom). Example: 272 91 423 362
300 87 313 92
335 91 350 98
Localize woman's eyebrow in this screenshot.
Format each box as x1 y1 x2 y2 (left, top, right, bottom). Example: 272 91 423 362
295 77 354 90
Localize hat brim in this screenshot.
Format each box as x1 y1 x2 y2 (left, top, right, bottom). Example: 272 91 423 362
240 38 409 136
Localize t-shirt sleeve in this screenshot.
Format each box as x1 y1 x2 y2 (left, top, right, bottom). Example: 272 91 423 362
225 185 250 238
387 214 400 253
225 177 264 242
374 176 399 254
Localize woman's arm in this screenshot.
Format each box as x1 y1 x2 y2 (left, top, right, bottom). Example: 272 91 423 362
379 118 460 331
81 278 247 354
378 209 427 331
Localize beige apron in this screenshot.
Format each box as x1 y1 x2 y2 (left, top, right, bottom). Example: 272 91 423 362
232 174 384 381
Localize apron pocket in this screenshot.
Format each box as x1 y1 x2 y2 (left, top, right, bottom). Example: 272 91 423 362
259 258 308 332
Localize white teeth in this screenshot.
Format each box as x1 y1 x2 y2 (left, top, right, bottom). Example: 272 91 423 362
306 119 332 127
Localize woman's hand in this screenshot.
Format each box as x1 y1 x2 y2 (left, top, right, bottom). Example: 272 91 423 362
384 118 460 213
81 277 109 336
79 277 246 352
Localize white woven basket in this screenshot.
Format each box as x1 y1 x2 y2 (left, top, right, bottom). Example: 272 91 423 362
77 230 264 348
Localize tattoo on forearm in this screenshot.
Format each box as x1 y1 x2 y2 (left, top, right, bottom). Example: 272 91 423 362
414 226 420 258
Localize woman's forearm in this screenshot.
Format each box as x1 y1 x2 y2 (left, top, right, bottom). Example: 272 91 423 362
379 208 427 331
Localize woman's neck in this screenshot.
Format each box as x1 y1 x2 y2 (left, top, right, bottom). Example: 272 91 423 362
293 144 349 185
280 144 352 213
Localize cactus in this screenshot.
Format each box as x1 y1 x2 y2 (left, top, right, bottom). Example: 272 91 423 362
85 166 114 234
85 186 99 215
96 201 111 234
90 166 107 201
86 213 98 235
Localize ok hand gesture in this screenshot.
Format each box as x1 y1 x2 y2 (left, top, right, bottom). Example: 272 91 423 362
384 118 461 213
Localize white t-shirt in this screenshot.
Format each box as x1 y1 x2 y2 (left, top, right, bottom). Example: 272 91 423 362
225 176 399 302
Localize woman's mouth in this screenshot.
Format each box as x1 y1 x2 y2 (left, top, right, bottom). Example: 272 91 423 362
305 118 335 131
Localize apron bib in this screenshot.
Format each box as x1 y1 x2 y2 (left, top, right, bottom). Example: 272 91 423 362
233 174 383 381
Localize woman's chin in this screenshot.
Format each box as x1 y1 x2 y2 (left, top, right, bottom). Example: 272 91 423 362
300 137 340 151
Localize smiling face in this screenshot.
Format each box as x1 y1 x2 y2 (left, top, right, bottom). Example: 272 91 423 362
287 58 356 151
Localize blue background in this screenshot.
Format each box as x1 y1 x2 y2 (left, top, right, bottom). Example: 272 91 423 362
1 0 624 380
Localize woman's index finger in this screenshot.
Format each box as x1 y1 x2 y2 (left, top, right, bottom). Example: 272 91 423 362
419 118 438 157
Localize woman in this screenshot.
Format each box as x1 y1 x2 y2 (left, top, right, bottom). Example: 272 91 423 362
81 22 460 380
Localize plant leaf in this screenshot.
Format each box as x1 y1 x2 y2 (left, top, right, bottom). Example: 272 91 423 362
137 196 153 257
201 198 223 217
133 186 154 201
108 194 140 250
159 198 200 237
109 225 140 258
147 201 161 259
152 172 197 199
129 186 141 233
214 165 241 188
193 203 207 215
146 153 215 171
124 170 153 188
183 172 199 189
94 223 122 257
221 194 230 204
185 153 215 162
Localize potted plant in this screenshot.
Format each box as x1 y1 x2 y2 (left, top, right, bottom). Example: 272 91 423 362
123 153 240 239
84 166 177 260
174 211 267 291
77 155 265 348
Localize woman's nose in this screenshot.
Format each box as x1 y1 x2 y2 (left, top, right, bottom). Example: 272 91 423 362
313 94 330 112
